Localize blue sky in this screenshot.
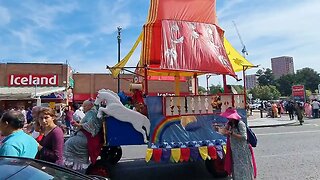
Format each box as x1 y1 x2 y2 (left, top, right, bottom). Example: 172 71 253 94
0 0 319 87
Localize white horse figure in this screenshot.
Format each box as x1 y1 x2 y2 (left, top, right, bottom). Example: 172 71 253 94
94 89 150 143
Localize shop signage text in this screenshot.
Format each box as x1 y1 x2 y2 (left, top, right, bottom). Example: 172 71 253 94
8 74 58 86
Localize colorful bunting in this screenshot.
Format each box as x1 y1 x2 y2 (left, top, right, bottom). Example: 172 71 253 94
153 148 163 162
145 148 153 162
199 146 209 160
161 148 171 162
190 147 200 161
208 146 217 160
171 148 181 163
180 148 190 162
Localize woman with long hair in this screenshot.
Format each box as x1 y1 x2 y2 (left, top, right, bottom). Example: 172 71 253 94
220 108 256 180
37 107 64 165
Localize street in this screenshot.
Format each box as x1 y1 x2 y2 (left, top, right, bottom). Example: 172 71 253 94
110 118 320 180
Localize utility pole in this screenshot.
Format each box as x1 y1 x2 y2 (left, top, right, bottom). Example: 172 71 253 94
117 26 122 93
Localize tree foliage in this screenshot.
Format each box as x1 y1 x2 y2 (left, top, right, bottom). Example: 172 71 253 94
198 86 207 94
275 74 296 96
295 68 320 92
249 85 281 100
256 68 275 86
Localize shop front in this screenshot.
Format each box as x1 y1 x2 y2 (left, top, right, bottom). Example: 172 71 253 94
0 63 72 111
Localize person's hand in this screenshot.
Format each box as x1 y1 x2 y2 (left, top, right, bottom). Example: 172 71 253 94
37 142 43 151
72 121 81 129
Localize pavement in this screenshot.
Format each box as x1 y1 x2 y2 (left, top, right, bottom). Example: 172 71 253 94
247 110 304 128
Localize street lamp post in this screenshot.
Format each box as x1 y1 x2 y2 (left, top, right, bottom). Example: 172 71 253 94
117 26 122 93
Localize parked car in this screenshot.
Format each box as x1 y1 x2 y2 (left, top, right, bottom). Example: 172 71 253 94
249 103 261 109
0 156 108 180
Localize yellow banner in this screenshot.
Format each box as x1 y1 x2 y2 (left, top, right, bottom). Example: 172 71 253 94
224 37 254 72
110 32 143 77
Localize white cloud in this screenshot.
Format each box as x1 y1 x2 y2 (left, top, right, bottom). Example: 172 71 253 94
0 6 11 26
218 0 320 75
21 1 79 29
11 28 41 48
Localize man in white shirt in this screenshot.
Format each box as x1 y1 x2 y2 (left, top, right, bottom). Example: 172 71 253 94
311 100 320 118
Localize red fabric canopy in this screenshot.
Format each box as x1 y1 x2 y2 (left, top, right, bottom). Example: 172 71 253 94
141 0 235 77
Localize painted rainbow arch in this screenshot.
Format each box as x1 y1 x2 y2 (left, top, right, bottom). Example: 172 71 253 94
151 116 182 143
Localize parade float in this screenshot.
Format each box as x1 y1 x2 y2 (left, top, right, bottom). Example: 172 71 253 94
90 0 255 178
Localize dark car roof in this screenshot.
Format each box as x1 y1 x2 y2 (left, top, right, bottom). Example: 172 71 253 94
0 156 98 180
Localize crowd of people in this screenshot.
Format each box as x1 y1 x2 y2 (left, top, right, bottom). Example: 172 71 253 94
0 100 104 173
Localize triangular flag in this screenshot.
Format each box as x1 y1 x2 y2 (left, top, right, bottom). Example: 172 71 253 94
161 148 171 162
180 148 190 162
171 148 181 163
153 148 162 162
145 148 153 162
199 146 208 160
208 146 217 160
223 37 255 72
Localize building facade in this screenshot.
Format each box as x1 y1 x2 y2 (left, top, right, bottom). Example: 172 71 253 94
0 63 72 110
271 56 294 79
0 63 192 110
245 74 257 90
72 73 191 102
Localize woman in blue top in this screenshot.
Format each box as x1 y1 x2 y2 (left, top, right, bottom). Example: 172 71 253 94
0 110 38 158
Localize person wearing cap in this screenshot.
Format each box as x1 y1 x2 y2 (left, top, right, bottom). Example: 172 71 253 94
0 110 38 158
219 108 256 179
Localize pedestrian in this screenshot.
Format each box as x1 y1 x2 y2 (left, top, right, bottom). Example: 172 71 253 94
304 101 312 118
271 102 278 118
219 108 256 179
277 102 282 117
26 107 33 124
296 103 304 125
73 104 85 122
311 99 320 118
36 107 64 165
64 106 74 134
286 101 295 120
0 110 38 158
64 100 104 172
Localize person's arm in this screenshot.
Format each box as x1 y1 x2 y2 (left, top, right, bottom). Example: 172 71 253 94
76 111 101 137
38 128 64 162
230 122 247 140
0 144 20 157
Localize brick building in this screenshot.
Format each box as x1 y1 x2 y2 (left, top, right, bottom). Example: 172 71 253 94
0 63 72 110
72 73 191 102
0 63 192 110
271 56 294 79
245 74 257 90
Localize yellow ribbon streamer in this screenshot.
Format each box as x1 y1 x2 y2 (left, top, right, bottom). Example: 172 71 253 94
110 32 143 77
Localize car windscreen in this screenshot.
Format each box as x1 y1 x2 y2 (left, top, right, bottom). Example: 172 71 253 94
0 157 91 180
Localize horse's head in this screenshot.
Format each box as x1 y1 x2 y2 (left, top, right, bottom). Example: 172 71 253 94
95 89 121 106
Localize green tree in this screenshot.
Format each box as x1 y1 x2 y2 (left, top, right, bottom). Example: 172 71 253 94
249 85 281 100
275 74 296 96
209 84 223 94
198 86 207 94
295 68 320 92
256 68 275 86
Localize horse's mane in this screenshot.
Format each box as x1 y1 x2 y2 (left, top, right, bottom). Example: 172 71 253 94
97 89 121 102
